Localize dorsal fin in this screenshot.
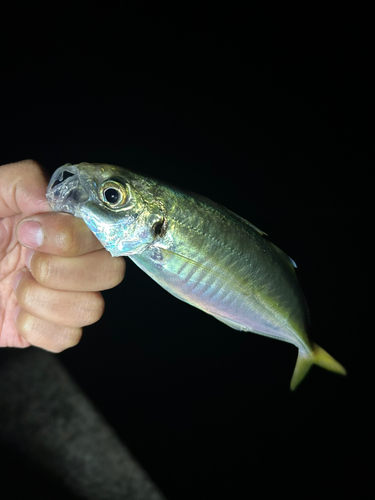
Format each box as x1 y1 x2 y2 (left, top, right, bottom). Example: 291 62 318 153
266 240 297 273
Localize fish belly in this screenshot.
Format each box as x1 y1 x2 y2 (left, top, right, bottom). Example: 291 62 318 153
130 208 310 350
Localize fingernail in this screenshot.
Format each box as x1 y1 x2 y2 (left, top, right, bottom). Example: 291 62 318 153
13 269 27 291
14 305 21 322
25 248 35 270
17 220 44 248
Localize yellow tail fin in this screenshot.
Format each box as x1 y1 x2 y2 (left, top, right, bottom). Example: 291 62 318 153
290 343 346 390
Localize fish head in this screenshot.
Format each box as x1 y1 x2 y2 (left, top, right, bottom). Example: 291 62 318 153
46 162 165 256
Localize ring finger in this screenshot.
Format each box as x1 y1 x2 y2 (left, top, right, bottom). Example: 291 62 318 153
14 268 105 327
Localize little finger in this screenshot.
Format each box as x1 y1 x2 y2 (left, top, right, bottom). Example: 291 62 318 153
15 308 82 353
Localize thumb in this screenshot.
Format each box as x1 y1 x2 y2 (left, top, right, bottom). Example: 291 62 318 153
0 160 50 217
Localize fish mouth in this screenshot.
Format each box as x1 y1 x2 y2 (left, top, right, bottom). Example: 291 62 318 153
46 163 90 216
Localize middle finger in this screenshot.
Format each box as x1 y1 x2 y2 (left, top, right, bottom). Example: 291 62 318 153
27 248 126 292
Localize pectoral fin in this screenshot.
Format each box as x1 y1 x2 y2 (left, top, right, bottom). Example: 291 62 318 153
290 343 346 390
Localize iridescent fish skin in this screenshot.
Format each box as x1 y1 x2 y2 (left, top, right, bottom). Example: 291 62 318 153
47 162 346 389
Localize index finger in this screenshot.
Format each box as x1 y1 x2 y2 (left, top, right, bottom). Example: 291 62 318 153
17 212 104 257
0 160 50 217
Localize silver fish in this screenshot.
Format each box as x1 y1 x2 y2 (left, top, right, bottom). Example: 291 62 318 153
47 162 346 389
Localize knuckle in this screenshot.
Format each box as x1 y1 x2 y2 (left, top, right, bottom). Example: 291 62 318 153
15 310 35 341
66 327 83 348
34 254 55 285
91 292 105 322
75 292 105 326
105 256 126 289
114 257 126 284
80 292 105 325
21 159 40 168
49 327 83 352
14 159 41 173
57 225 80 256
16 309 83 352
26 160 43 175
16 276 36 309
53 216 96 257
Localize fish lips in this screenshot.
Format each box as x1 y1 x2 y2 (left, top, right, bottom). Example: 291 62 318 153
47 164 90 217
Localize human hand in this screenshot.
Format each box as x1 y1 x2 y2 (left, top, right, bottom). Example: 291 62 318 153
0 160 125 351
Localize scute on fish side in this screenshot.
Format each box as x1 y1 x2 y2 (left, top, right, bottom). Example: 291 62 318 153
46 162 346 389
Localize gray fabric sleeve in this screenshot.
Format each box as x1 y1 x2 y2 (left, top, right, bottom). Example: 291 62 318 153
0 348 166 500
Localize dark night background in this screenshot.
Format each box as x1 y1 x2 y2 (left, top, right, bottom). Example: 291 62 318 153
0 3 372 499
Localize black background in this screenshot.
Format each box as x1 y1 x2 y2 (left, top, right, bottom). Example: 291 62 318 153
0 3 372 499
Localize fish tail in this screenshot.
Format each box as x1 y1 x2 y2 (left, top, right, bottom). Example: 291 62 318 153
290 343 346 390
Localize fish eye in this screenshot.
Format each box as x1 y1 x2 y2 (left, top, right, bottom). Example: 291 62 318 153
99 179 127 208
104 188 119 204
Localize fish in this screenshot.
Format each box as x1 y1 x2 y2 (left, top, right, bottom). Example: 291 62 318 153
46 162 346 389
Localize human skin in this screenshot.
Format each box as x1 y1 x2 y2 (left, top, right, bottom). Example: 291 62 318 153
0 160 126 351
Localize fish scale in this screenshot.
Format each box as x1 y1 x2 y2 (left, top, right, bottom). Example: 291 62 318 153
47 162 346 389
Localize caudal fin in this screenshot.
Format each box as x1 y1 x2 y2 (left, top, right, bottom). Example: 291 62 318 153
290 343 346 390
